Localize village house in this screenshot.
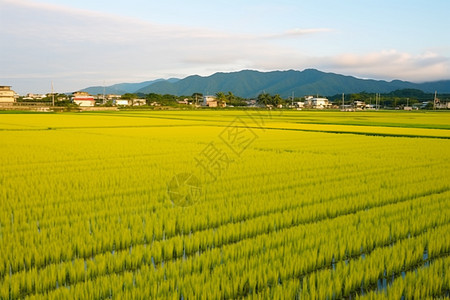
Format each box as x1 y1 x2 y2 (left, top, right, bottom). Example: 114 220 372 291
115 99 130 106
295 102 305 108
114 98 147 106
437 102 450 109
72 92 95 107
177 98 189 105
0 86 17 104
23 93 46 100
133 99 146 106
353 101 366 110
106 94 122 101
202 95 218 107
245 99 257 107
304 96 331 109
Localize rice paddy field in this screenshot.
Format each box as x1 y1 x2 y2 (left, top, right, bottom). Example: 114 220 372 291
0 110 449 299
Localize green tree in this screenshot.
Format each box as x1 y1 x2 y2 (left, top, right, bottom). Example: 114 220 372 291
350 93 362 101
272 94 283 106
257 93 271 106
226 92 247 106
160 94 177 106
146 93 162 102
216 92 227 107
226 91 235 104
121 93 138 100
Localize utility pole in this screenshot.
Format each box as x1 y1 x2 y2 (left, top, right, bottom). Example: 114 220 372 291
103 81 106 104
434 91 437 110
375 93 379 111
342 93 344 110
291 91 294 107
377 93 381 110
51 81 55 106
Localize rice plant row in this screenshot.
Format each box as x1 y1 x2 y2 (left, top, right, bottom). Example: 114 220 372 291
0 111 449 299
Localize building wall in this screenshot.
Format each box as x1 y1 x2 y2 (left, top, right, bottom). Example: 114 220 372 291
106 94 122 101
72 91 95 107
313 98 330 108
115 99 129 105
202 96 217 106
73 99 95 107
0 86 16 103
207 101 218 107
133 99 146 106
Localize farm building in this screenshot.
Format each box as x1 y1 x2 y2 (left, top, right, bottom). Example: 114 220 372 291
114 98 146 106
133 99 146 106
436 102 450 109
106 94 122 101
115 99 130 106
0 86 17 103
202 95 218 107
23 93 46 100
304 96 331 109
177 99 189 105
72 92 95 107
353 101 366 109
202 95 226 107
295 102 305 108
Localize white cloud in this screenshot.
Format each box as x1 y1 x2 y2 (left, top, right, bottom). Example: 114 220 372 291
318 50 450 82
1 0 449 94
1 0 328 91
262 28 333 39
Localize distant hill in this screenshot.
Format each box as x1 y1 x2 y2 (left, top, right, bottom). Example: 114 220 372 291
81 69 450 97
135 69 450 98
81 78 179 95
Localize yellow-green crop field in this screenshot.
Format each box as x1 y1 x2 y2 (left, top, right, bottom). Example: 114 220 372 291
0 110 449 299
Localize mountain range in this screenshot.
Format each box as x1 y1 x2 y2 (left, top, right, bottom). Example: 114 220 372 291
82 78 180 95
81 69 450 98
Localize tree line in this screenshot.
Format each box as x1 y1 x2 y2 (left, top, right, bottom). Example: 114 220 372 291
16 88 448 108
329 89 450 108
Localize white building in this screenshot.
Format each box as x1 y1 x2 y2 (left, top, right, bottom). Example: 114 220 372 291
106 94 122 101
115 99 130 106
177 99 189 105
0 86 16 103
436 102 450 109
133 99 146 106
353 101 366 109
114 98 146 106
23 93 46 100
304 96 331 109
72 92 95 107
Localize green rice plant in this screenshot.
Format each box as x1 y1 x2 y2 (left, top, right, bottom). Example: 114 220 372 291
0 110 449 299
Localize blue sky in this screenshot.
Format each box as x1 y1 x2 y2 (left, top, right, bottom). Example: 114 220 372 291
1 0 450 94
